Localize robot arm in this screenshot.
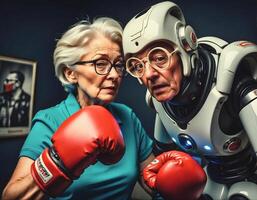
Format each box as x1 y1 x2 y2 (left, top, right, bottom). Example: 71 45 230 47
221 42 257 154
214 40 257 154
239 89 257 154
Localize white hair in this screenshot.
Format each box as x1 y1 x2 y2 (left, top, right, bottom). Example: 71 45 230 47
53 17 123 91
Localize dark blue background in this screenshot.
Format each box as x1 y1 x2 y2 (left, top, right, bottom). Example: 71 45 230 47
0 0 256 194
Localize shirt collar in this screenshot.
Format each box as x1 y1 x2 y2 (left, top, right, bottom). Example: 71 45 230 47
64 93 80 116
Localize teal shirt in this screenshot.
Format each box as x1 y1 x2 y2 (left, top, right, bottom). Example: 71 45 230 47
20 93 153 200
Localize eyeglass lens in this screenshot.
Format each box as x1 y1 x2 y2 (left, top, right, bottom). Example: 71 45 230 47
95 59 124 75
126 47 174 77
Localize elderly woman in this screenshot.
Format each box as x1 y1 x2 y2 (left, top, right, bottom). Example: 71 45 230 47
2 17 154 200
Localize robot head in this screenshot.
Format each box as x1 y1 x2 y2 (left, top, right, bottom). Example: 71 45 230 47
123 1 198 77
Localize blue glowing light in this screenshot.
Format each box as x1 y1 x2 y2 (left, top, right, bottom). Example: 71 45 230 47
180 138 193 149
178 134 196 150
204 145 212 151
186 140 192 146
171 137 177 143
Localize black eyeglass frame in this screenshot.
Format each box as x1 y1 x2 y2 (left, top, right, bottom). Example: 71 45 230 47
71 58 126 76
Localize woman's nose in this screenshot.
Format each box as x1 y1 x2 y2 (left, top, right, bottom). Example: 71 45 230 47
108 66 120 78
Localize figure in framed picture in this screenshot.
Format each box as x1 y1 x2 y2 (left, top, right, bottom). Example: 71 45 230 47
0 70 30 127
0 55 36 137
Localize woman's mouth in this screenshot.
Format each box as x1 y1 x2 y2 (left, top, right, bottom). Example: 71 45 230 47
102 86 117 93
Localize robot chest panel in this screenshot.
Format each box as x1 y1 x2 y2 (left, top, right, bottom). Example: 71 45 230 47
154 88 248 156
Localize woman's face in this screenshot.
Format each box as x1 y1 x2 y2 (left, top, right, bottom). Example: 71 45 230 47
68 34 123 105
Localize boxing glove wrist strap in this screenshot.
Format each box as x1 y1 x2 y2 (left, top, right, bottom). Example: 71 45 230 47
31 148 72 197
49 147 75 179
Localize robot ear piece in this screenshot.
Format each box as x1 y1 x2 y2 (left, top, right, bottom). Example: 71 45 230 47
178 25 198 52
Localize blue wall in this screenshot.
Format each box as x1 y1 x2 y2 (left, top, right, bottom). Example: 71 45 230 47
0 0 256 194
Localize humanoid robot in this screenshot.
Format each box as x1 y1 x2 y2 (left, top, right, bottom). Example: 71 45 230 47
123 1 257 199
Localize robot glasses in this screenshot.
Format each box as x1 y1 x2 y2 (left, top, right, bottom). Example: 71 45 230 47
126 47 178 78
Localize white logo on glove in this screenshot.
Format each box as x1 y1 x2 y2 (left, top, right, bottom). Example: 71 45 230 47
151 159 159 164
35 154 53 183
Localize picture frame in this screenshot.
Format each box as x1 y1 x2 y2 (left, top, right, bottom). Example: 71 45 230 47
0 55 37 137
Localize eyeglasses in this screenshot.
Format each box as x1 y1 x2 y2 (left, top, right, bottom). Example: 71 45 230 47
72 58 126 76
126 47 178 78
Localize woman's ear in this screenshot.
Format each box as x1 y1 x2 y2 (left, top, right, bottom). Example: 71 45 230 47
63 66 78 83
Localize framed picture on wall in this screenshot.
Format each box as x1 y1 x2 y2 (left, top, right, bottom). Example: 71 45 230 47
0 55 37 137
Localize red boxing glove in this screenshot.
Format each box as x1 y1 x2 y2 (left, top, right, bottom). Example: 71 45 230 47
31 105 125 197
143 151 206 200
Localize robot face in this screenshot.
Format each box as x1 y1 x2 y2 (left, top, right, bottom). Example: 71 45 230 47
126 46 178 78
123 1 198 77
128 41 183 102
